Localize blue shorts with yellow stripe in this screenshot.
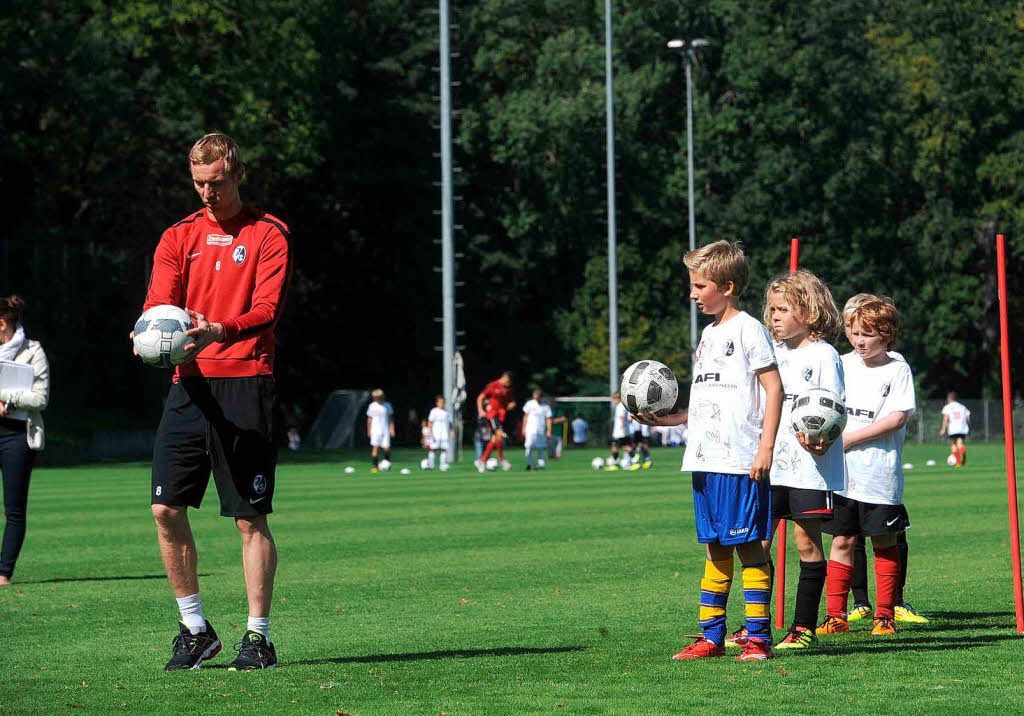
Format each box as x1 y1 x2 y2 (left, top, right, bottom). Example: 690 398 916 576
692 471 771 545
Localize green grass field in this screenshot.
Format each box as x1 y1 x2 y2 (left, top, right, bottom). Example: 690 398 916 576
2 443 1024 714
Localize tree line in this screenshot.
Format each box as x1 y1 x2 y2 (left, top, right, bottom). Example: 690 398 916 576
1 0 1020 446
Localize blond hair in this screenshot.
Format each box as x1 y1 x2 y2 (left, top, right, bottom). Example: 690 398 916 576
682 240 749 296
189 132 244 176
843 292 876 317
371 388 385 401
847 297 901 348
762 269 842 341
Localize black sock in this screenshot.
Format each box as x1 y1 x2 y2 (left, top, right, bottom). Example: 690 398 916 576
794 560 827 629
851 535 871 606
372 455 379 466
895 532 909 604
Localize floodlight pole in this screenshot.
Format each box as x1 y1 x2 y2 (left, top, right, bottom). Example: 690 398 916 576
606 0 618 408
439 0 456 459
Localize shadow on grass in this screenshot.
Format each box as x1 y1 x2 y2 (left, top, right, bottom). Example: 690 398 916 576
788 633 1021 656
924 610 1014 620
286 645 588 667
21 573 212 584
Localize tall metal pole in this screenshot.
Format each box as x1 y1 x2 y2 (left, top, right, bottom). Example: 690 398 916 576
605 0 618 408
685 49 697 352
439 0 456 459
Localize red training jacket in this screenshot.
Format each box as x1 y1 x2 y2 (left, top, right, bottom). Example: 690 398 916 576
481 379 514 412
144 206 292 380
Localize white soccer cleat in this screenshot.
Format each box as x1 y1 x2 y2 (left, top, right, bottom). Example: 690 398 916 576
474 459 485 474
501 459 512 471
536 458 546 469
440 463 449 472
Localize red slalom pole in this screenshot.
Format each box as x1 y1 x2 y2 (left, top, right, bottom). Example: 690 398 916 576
774 237 800 629
996 234 1024 633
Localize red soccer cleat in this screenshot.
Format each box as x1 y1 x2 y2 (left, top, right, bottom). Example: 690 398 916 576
672 635 725 660
737 638 774 662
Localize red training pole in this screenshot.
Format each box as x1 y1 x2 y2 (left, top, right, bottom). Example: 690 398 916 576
774 237 800 629
996 234 1024 633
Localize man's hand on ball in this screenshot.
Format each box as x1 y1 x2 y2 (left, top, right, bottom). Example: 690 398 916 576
129 331 139 356
183 309 225 355
796 431 827 455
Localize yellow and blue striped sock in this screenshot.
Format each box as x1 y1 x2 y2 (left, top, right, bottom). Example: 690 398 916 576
742 562 772 643
699 557 733 645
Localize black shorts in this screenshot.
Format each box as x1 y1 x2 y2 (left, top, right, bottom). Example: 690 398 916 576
611 437 629 449
771 485 833 521
949 433 967 441
821 493 910 537
152 376 277 517
631 430 646 444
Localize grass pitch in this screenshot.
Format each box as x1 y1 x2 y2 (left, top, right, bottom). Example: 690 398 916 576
2 443 1023 714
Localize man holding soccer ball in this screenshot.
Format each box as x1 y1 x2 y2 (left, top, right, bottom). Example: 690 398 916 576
137 133 291 670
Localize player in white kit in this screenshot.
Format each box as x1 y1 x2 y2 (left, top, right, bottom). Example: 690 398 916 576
939 391 970 467
521 389 553 470
366 388 394 473
608 393 631 471
425 395 454 471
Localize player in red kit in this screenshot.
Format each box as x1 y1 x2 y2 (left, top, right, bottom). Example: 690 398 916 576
138 134 291 671
474 371 516 473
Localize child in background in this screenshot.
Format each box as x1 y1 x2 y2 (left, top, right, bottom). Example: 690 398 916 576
426 396 454 471
939 391 970 467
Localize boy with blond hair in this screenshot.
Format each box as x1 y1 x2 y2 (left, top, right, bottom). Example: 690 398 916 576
366 388 395 473
638 240 784 662
818 297 916 637
752 269 845 651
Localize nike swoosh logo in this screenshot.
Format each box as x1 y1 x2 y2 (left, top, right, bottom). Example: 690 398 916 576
188 251 202 259
249 496 266 504
886 517 899 526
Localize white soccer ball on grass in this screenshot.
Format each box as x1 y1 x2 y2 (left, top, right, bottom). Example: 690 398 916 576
485 457 498 471
591 457 605 470
947 454 958 467
378 459 392 471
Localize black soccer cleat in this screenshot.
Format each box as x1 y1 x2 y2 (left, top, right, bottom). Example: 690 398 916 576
164 621 222 670
228 630 278 670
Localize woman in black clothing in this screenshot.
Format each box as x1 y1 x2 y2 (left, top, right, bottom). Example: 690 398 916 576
0 296 50 585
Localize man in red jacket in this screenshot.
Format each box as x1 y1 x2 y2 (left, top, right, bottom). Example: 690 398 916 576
140 133 291 671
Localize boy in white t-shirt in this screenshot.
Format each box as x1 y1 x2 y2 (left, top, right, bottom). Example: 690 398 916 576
426 395 454 471
730 269 844 652
521 389 553 470
939 391 970 467
607 393 632 471
366 388 395 473
818 298 915 637
637 240 784 662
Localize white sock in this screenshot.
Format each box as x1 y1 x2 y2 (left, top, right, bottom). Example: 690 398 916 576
439 452 447 468
247 616 271 642
427 451 436 468
176 593 206 634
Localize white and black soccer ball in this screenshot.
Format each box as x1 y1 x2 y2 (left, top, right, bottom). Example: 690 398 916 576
133 305 194 368
620 360 679 416
790 388 847 446
379 459 392 471
485 457 499 471
591 457 605 470
420 458 430 470
947 453 958 467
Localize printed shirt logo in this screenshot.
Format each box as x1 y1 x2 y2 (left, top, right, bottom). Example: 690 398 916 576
232 245 247 265
207 234 233 246
723 339 734 356
802 367 813 381
882 383 891 397
253 474 266 494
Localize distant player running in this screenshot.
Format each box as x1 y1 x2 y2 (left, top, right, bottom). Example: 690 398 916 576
939 391 970 467
366 389 395 473
521 389 553 470
475 371 516 473
818 297 915 637
425 395 454 471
